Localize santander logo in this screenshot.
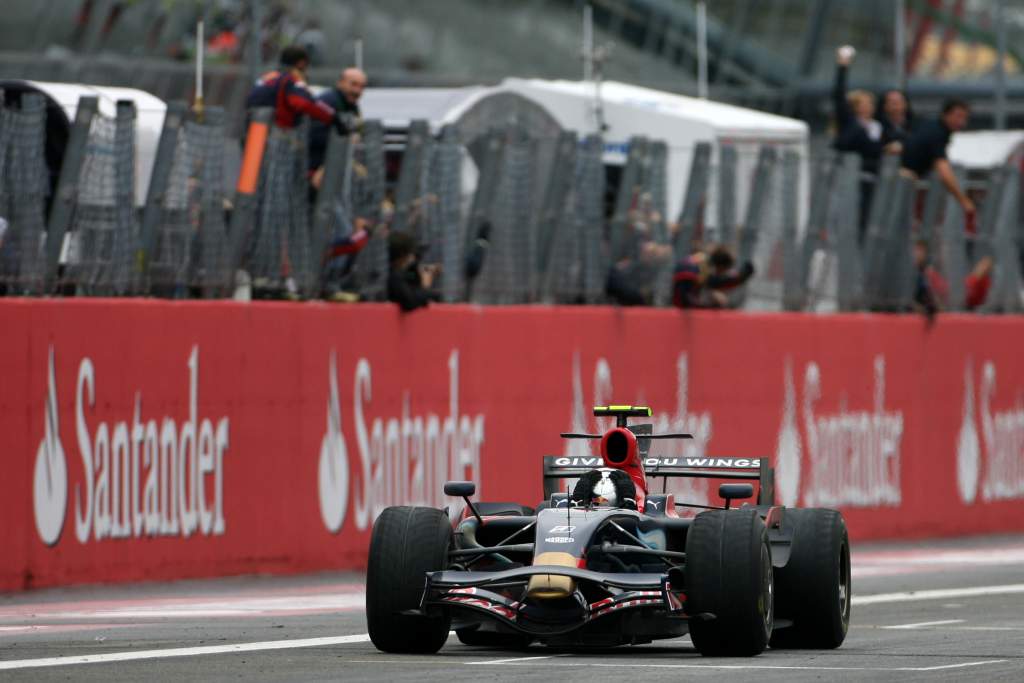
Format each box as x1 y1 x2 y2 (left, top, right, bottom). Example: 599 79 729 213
775 356 903 508
317 349 485 534
957 358 1024 504
31 346 230 546
33 347 68 546
319 351 349 533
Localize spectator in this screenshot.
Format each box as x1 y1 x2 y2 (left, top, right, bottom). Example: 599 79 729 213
321 216 373 302
913 239 993 314
309 67 367 175
832 46 888 175
465 220 492 281
606 201 673 305
245 46 349 133
672 245 755 309
877 88 914 147
832 46 900 239
901 99 975 217
387 232 440 311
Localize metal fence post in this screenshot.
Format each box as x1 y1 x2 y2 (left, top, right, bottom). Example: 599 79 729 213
311 129 353 298
227 107 272 295
675 141 712 254
578 134 607 304
138 100 187 294
535 131 577 294
717 143 738 246
609 136 647 261
938 166 969 312
880 175 916 310
833 153 863 311
432 124 465 304
350 120 390 302
646 140 670 244
0 92 48 295
44 95 97 293
975 165 1007 264
112 100 137 296
392 119 430 239
800 151 837 310
732 145 776 306
861 155 900 308
780 149 803 311
982 164 1024 313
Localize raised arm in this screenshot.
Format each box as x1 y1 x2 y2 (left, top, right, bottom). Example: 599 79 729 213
832 46 856 128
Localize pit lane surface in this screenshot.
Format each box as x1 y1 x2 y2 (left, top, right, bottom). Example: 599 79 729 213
2 534 1023 682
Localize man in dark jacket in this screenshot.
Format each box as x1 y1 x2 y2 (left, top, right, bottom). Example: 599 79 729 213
901 99 974 217
309 67 367 172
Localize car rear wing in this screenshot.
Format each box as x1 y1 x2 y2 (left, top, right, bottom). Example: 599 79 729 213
541 453 775 506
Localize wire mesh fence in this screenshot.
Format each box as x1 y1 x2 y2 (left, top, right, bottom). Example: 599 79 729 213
1 91 1022 314
0 91 48 295
144 105 232 298
64 100 137 296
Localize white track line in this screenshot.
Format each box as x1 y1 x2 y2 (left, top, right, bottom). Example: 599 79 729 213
4 583 1023 671
470 654 565 665
348 658 1008 672
561 660 1008 672
882 619 965 630
852 583 1024 606
0 634 372 671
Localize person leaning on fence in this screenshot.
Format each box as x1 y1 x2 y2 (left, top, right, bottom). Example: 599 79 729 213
913 239 993 315
672 245 755 309
245 46 352 135
605 204 673 306
387 231 441 312
900 99 975 218
309 67 367 177
877 87 914 147
832 46 901 239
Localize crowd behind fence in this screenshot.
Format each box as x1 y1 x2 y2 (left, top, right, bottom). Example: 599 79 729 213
0 92 1022 314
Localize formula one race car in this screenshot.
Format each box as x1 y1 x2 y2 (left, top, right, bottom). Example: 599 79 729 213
366 405 850 656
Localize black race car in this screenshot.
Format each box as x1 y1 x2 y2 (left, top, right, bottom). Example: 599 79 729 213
366 405 850 656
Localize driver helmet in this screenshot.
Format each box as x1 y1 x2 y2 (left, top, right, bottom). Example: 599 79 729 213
591 469 619 507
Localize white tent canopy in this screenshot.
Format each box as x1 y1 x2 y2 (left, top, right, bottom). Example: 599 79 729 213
948 130 1024 170
360 78 809 220
2 80 167 205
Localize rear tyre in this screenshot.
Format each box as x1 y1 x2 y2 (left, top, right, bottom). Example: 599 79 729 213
456 627 533 649
366 506 452 653
685 508 773 656
770 508 850 649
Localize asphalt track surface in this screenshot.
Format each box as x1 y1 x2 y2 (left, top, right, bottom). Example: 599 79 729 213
2 534 1024 681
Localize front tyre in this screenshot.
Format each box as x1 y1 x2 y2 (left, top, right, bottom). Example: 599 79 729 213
685 508 773 656
770 508 850 649
366 506 452 653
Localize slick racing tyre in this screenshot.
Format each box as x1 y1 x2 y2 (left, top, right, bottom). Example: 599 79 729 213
455 627 533 649
366 506 452 653
770 508 850 649
685 508 773 657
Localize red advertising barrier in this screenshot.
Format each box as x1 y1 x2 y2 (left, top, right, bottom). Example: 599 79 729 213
3 299 1024 591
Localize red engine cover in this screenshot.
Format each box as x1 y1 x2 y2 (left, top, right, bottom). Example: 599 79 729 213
600 427 648 510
